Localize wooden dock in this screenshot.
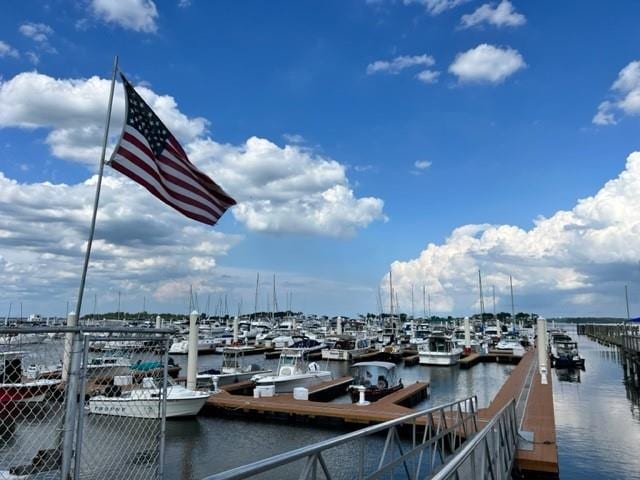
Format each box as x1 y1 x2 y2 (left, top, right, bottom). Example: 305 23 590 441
478 348 558 479
459 351 523 369
202 378 430 426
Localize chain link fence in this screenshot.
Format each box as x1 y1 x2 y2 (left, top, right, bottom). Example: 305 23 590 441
0 326 174 480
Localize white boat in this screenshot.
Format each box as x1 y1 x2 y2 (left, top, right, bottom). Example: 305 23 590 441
321 335 372 361
0 333 47 346
86 356 132 379
197 346 271 388
418 333 463 366
88 377 211 418
453 330 483 353
495 336 526 357
253 348 332 393
169 335 229 354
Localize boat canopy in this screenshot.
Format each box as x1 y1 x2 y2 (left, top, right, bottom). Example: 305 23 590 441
350 362 397 388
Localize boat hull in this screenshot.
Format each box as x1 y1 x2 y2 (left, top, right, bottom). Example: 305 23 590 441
418 353 461 366
89 395 208 418
255 372 332 393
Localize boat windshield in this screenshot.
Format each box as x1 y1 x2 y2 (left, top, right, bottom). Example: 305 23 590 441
351 364 396 388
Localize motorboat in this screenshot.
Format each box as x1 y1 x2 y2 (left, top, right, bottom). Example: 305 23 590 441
169 334 229 354
484 326 501 346
197 346 271 388
88 377 211 418
418 333 463 366
321 334 372 361
453 329 483 353
0 352 61 409
252 348 332 393
550 340 585 369
349 361 403 403
86 356 132 379
495 334 526 357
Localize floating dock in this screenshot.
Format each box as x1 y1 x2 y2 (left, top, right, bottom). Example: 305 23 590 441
478 348 558 479
203 346 556 479
202 378 430 426
459 351 523 369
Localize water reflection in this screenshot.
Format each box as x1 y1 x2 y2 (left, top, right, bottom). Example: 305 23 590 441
555 368 581 383
556 324 640 479
167 354 514 478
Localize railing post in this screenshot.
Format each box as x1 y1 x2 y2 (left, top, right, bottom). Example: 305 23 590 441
61 331 82 479
72 334 91 479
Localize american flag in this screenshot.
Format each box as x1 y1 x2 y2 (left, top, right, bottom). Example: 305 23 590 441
109 74 236 226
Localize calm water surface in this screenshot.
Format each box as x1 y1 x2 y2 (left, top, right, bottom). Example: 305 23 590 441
166 353 515 479
554 324 640 480
166 328 640 479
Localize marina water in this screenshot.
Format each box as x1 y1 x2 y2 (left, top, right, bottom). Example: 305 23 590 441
162 324 640 479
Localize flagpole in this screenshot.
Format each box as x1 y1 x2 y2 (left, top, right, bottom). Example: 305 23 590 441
73 55 119 324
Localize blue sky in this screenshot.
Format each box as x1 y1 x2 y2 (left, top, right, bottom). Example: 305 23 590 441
1 0 640 318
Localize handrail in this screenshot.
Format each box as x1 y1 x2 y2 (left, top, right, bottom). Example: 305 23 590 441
203 395 478 480
430 399 518 480
0 326 175 334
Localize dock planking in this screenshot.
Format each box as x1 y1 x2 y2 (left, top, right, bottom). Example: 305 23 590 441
479 348 559 479
202 377 430 426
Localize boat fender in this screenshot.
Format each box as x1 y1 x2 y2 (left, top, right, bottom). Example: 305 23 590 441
308 362 319 372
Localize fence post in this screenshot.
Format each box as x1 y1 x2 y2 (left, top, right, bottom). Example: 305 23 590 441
61 331 82 479
158 335 170 479
72 334 91 479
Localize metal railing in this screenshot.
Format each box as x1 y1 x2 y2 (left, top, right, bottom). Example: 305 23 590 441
430 400 518 480
0 325 173 479
202 396 478 480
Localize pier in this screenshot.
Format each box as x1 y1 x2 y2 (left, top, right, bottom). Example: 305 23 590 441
578 323 640 388
203 378 430 426
203 345 558 479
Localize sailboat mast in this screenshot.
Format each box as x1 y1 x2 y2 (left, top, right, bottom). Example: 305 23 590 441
509 275 515 326
492 285 496 318
254 272 260 321
478 270 485 325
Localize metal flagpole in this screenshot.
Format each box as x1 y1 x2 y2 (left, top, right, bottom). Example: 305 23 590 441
60 55 119 480
73 55 119 324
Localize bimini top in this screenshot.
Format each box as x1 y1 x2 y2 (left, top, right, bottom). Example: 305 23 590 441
351 361 396 370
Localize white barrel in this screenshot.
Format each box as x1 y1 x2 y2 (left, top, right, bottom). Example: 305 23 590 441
293 387 309 400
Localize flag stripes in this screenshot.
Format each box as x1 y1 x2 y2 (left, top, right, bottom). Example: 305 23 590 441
109 74 235 226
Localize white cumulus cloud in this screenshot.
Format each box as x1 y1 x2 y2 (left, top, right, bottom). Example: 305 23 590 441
90 0 159 33
592 60 640 126
0 171 242 315
449 44 526 84
460 1 526 29
386 151 640 316
416 70 440 84
0 71 386 238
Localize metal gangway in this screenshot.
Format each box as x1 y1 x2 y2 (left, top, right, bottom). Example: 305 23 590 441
202 395 519 480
